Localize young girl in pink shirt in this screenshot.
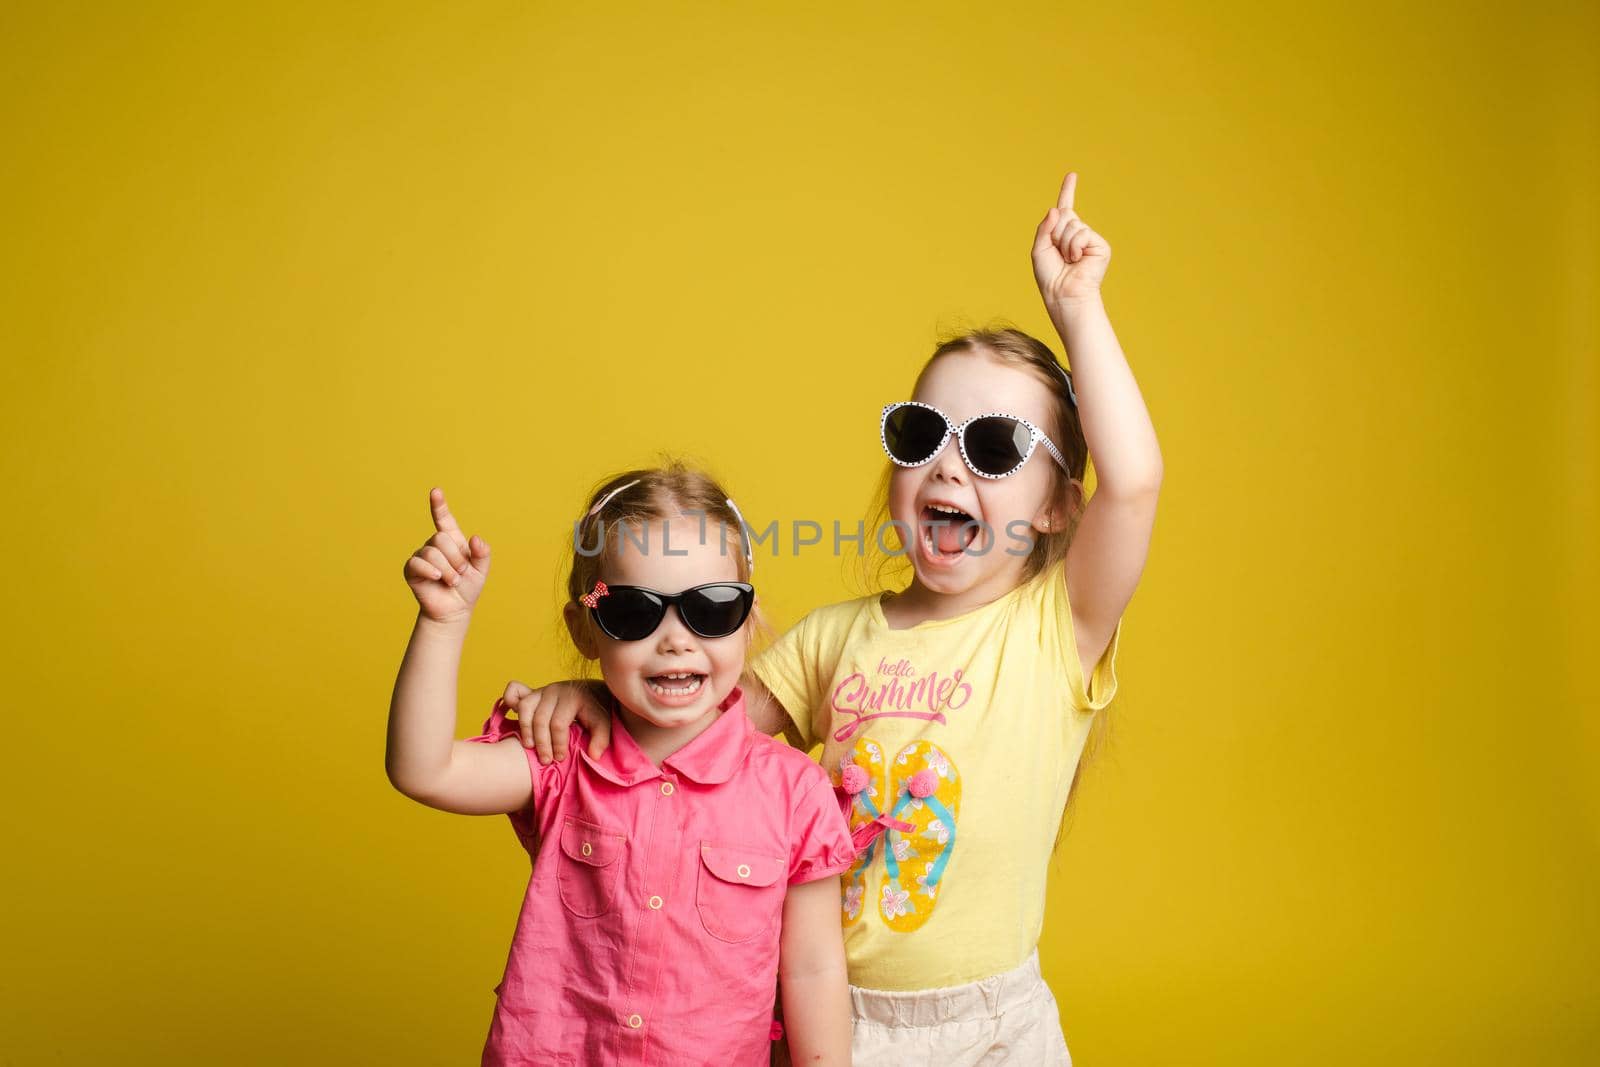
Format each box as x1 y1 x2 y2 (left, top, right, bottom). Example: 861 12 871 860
385 465 856 1066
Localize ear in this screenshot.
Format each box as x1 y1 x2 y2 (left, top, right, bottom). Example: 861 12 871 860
1033 477 1086 533
563 602 600 660
1064 476 1087 520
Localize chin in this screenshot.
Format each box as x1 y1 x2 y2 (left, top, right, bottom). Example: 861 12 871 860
914 566 979 596
915 543 1016 598
907 534 977 589
634 701 710 730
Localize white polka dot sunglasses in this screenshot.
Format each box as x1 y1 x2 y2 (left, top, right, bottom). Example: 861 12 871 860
879 401 1071 480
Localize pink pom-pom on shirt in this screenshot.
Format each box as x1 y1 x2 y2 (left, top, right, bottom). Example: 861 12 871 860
841 764 869 794
908 769 939 798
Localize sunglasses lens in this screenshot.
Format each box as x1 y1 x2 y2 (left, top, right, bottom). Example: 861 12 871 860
964 416 1032 476
594 588 665 641
682 584 754 638
884 405 948 465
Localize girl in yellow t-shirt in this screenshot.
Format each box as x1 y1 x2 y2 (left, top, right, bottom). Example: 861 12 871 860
500 170 1161 1065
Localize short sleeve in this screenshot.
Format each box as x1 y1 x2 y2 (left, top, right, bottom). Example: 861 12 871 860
786 767 856 886
750 611 825 749
464 698 571 850
1028 559 1124 713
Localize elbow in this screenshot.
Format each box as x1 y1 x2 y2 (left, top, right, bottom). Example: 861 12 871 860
1146 441 1166 491
779 953 848 986
386 758 441 805
1101 467 1162 501
1126 445 1164 497
386 762 420 801
1134 443 1165 495
1092 439 1163 501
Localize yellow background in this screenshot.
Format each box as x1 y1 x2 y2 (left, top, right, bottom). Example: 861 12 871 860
4 2 1596 1063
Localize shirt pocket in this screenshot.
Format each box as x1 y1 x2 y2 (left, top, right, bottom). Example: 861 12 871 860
695 842 787 944
556 816 627 919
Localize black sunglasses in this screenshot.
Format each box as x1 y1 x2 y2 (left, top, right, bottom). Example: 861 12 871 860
582 581 755 642
880 401 1071 480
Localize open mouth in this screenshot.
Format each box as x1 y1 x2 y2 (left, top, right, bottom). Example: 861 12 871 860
920 503 979 560
646 671 706 697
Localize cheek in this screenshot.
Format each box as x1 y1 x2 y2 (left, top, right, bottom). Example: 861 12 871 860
888 471 919 514
708 634 749 680
710 643 740 677
977 481 1034 522
597 644 640 680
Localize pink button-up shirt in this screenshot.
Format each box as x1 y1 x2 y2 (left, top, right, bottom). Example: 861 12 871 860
465 686 855 1066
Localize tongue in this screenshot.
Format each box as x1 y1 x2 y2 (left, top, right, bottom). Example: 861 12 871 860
933 521 967 554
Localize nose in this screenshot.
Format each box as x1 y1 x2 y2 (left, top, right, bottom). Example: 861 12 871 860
928 436 969 485
653 605 698 653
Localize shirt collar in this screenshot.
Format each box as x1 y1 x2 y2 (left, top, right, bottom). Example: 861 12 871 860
578 685 755 787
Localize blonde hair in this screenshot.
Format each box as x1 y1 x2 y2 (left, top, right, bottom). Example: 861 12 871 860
559 458 780 720
851 324 1111 847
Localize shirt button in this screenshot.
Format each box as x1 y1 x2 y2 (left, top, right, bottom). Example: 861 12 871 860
648 895 663 910
581 842 593 857
627 1013 643 1029
660 781 675 796
736 864 751 879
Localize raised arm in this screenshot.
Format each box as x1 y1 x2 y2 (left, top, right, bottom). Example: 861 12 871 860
385 488 534 815
1032 171 1163 674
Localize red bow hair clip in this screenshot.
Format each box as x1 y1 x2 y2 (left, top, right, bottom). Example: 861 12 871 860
579 580 609 608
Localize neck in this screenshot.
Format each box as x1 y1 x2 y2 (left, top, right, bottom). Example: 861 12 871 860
890 557 1029 627
610 692 726 766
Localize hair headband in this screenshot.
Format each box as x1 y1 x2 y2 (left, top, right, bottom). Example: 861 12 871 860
1052 360 1079 409
723 496 754 574
586 479 641 518
581 479 755 573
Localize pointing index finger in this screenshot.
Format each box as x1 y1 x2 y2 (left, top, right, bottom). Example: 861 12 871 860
1056 171 1078 214
429 487 467 546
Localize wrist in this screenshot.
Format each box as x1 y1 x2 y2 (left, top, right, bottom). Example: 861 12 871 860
416 610 472 635
1048 291 1106 323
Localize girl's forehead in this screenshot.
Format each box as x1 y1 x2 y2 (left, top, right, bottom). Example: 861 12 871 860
603 514 741 587
914 352 1055 426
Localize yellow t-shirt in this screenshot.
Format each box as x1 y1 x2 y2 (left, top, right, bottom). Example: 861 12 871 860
750 558 1121 990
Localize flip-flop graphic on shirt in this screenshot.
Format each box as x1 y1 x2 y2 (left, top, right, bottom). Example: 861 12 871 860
838 737 888 927
839 736 961 933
